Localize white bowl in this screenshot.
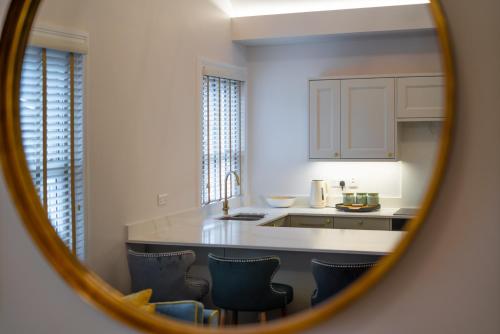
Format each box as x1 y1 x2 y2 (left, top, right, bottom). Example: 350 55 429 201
265 196 296 208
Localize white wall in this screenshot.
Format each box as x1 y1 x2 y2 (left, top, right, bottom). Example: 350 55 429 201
399 122 442 207
33 0 247 292
246 31 442 207
1 0 500 334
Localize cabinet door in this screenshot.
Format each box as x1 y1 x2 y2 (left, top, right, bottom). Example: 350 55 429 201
334 217 391 230
261 216 289 227
309 80 341 159
290 215 333 228
397 76 444 119
341 78 395 159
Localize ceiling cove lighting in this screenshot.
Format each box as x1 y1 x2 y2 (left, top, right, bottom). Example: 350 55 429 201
228 0 430 18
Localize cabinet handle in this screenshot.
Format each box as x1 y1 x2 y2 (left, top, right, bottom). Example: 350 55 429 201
334 152 339 157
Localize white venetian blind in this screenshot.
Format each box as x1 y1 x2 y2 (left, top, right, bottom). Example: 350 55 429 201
20 46 85 259
201 76 243 205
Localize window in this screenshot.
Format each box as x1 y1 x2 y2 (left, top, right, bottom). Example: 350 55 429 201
20 46 85 258
201 75 243 205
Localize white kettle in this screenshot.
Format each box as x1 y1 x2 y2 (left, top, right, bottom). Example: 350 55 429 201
310 180 328 208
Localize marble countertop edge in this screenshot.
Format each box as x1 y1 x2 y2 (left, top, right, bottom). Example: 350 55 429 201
126 206 408 255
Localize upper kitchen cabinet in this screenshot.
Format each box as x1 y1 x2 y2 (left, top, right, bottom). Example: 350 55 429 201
396 76 444 120
309 77 396 160
309 80 341 159
309 74 443 160
340 78 395 159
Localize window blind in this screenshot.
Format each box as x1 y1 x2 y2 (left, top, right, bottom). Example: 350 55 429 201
201 75 243 205
20 46 85 258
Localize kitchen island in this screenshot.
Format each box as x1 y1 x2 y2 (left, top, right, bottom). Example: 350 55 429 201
126 206 412 321
127 206 410 255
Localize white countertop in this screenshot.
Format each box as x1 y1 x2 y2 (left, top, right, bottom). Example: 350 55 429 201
127 206 409 255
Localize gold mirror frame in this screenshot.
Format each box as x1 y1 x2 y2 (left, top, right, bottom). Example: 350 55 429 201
0 0 455 333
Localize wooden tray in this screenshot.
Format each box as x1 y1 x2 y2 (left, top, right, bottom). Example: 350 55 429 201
335 203 381 212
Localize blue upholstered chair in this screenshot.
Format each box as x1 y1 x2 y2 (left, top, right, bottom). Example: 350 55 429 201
208 253 293 324
311 259 375 306
127 248 209 303
154 300 219 327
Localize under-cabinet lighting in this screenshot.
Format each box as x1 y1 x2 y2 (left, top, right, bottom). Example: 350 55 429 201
227 0 430 18
308 161 403 197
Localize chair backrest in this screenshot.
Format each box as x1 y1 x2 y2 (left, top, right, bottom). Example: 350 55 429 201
127 248 196 302
311 259 375 306
208 253 285 311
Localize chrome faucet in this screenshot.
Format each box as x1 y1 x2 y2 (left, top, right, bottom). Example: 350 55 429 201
222 171 241 216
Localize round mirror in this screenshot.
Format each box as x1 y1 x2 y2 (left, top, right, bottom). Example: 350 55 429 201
0 0 453 332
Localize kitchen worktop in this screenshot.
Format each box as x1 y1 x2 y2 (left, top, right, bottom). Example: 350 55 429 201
127 206 410 255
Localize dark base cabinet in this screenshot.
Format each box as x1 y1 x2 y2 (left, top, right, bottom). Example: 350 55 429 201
391 218 409 231
262 215 396 231
290 215 333 228
333 217 391 230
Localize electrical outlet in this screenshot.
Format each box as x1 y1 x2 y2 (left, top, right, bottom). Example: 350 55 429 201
157 193 168 207
348 178 358 189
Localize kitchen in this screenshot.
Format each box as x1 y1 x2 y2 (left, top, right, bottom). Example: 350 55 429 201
128 8 444 323
16 0 445 329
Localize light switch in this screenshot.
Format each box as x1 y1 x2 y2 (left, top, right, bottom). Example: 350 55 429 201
157 193 168 207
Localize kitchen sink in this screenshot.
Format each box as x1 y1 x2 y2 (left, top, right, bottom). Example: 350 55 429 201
216 213 266 221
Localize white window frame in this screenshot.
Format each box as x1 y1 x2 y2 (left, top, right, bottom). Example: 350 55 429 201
196 58 248 212
27 25 89 260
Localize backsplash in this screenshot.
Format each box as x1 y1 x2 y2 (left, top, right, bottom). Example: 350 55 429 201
261 195 403 209
250 161 403 203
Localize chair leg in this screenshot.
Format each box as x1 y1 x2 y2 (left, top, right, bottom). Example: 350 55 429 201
219 309 225 327
281 307 287 317
259 312 267 323
232 310 238 325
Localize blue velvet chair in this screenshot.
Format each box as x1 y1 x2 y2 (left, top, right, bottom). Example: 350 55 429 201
208 253 293 324
154 300 219 327
311 259 375 306
127 248 209 303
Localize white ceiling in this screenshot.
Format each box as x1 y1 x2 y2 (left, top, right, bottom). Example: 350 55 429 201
221 0 429 17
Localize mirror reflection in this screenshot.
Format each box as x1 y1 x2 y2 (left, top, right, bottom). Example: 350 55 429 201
20 0 444 327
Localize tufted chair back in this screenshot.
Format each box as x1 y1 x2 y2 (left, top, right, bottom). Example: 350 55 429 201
127 248 209 303
311 259 375 306
208 253 290 312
